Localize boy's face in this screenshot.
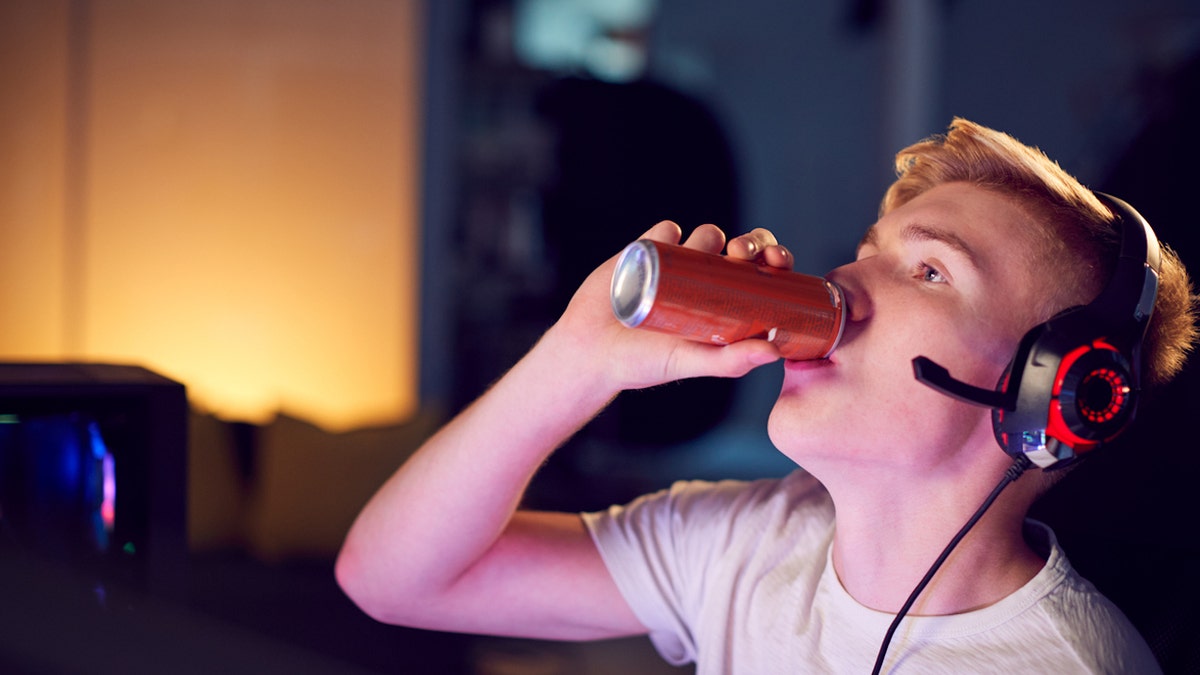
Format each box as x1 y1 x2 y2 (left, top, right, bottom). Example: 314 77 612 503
769 182 1051 473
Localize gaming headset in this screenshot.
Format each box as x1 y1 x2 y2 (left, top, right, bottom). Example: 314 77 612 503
911 193 1162 469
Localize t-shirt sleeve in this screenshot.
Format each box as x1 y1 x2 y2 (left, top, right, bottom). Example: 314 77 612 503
580 476 793 665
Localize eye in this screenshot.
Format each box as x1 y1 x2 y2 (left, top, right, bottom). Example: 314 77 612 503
918 261 948 284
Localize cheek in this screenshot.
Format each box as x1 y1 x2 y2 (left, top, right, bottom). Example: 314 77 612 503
912 304 1023 391
944 326 1023 391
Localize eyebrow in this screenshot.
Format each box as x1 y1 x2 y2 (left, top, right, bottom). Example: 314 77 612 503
859 222 984 273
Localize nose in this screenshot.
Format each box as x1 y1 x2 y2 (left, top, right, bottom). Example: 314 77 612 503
826 261 872 324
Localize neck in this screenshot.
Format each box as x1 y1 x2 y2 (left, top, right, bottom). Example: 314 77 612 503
822 458 1044 616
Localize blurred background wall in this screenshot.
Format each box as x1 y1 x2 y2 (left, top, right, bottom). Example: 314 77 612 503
0 0 421 432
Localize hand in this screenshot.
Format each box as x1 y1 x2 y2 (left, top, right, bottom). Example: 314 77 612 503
548 222 794 395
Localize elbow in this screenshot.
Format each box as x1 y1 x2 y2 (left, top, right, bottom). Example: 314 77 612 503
335 536 437 628
333 542 367 611
335 539 395 625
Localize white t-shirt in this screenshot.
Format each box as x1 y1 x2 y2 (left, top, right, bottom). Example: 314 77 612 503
583 470 1161 674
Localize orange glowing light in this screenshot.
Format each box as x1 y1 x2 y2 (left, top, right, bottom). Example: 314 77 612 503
1 1 423 431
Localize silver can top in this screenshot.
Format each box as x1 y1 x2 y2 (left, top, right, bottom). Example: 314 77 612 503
610 240 659 327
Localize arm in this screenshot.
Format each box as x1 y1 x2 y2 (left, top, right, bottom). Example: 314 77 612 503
335 222 790 640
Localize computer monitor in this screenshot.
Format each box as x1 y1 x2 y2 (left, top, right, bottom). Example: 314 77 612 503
0 363 188 599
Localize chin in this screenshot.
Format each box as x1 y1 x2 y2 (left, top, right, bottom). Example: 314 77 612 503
766 399 828 461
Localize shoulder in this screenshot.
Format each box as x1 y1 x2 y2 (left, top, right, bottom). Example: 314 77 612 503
586 469 829 533
1025 522 1162 673
913 523 1162 672
578 470 835 665
581 469 833 588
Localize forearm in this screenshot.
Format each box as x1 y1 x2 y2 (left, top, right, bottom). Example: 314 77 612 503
335 322 615 620
335 221 787 631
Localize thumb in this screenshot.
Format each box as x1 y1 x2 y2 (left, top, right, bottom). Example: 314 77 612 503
661 339 782 382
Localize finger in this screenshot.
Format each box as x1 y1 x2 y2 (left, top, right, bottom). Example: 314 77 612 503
726 228 778 261
761 243 794 270
681 223 727 254
727 230 794 270
639 220 683 244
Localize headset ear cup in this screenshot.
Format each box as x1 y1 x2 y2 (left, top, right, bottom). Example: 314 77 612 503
1053 344 1137 447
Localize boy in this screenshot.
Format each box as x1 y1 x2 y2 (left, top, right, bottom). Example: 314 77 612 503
337 119 1196 672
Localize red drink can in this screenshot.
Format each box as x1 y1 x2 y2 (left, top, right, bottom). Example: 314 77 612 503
610 239 845 360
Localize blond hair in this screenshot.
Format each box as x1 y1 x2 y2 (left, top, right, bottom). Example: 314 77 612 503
882 118 1197 387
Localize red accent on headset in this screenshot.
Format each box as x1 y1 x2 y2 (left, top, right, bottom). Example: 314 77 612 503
995 369 1011 451
1046 339 1129 452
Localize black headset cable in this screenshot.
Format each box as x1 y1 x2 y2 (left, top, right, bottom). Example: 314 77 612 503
870 454 1033 674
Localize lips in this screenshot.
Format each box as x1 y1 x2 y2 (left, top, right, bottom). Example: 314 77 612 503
783 357 835 373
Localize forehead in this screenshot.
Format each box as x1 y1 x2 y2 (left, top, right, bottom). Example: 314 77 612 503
860 183 1046 272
